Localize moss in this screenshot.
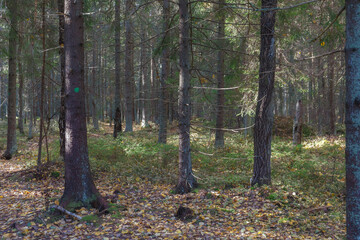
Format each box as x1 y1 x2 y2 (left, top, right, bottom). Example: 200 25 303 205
81 214 99 223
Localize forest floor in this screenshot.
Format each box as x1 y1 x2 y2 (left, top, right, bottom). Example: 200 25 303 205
0 120 346 239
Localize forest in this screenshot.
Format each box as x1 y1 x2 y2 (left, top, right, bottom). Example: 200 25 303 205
1 0 359 239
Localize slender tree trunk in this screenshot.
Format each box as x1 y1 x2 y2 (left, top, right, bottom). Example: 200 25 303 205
114 0 122 138
61 0 107 211
124 0 134 132
175 0 197 194
37 0 46 167
28 43 35 140
158 0 170 143
214 0 225 148
328 53 336 135
140 30 149 128
2 0 18 159
293 100 303 145
58 0 66 160
345 1 360 237
91 31 99 130
17 22 24 135
251 0 277 186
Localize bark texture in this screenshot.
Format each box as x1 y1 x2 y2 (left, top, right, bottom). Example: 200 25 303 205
251 0 277 186
113 0 122 138
293 100 303 145
214 0 225 148
345 1 360 238
175 0 197 194
58 0 66 159
2 0 18 159
158 0 170 144
60 0 107 211
124 0 134 132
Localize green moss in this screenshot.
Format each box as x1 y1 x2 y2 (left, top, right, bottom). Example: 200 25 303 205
81 214 99 223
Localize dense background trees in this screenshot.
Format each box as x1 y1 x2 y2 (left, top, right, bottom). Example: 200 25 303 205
0 0 354 237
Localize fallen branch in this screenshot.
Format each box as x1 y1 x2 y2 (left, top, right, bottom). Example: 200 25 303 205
49 205 82 220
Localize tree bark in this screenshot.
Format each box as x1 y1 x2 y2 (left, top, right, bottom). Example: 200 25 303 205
158 0 170 143
251 0 277 186
346 0 360 237
124 0 134 132
58 0 66 159
328 53 336 135
2 0 18 159
17 22 24 135
175 0 197 194
293 100 302 145
91 30 99 130
37 0 46 167
214 0 225 148
113 0 122 138
61 0 107 211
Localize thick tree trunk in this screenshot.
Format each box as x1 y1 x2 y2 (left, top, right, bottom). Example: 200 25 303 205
251 0 277 186
58 0 66 159
113 0 122 138
293 100 302 145
345 1 360 238
214 0 225 148
175 0 197 194
2 0 18 159
61 0 107 211
124 0 134 132
158 0 170 143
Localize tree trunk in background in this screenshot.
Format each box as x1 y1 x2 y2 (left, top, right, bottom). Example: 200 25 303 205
316 57 323 135
58 0 66 159
17 22 24 135
61 0 107 211
251 0 277 187
2 0 18 159
140 30 149 128
214 0 225 148
114 0 122 138
28 42 35 140
158 0 170 143
293 100 302 145
124 0 134 132
91 31 99 130
37 0 46 167
345 1 360 237
176 0 197 194
328 53 336 135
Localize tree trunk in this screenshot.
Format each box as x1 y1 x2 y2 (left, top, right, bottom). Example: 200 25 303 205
37 0 46 167
140 29 149 128
214 0 225 148
328 53 336 135
251 0 277 186
17 22 24 135
58 0 66 160
61 0 107 211
175 0 197 194
124 0 134 132
346 1 360 237
2 0 18 159
158 0 170 143
92 30 99 130
113 0 122 138
293 99 302 145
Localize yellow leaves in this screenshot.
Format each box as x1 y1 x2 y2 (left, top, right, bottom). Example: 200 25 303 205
54 200 59 205
200 77 208 84
337 177 345 183
321 41 325 46
0 195 3 199
60 43 64 48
